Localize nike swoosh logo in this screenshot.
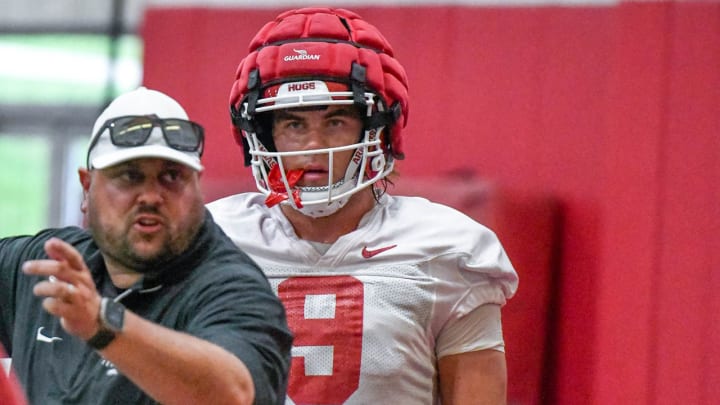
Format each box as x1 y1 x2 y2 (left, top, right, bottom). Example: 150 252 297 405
36 327 63 343
362 244 397 258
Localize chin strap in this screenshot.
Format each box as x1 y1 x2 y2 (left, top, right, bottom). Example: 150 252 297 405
265 165 304 208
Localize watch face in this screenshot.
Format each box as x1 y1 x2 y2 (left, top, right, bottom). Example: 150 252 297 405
104 300 125 331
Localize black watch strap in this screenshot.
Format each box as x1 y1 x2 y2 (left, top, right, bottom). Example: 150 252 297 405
86 297 125 350
86 328 116 350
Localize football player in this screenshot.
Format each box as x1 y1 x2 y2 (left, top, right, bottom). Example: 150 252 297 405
208 7 518 405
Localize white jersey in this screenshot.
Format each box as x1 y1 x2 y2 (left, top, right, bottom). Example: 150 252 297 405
208 192 518 405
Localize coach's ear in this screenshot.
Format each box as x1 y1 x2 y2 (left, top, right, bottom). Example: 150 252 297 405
78 168 91 215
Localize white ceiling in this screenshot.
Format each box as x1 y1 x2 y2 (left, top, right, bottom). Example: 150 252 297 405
0 0 618 32
0 0 147 32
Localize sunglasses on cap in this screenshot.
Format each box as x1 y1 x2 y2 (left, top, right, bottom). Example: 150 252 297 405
87 114 204 168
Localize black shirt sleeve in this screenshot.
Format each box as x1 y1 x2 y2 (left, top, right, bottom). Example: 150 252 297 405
0 234 38 353
180 258 292 405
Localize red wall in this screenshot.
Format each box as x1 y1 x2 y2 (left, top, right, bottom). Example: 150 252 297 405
142 3 720 404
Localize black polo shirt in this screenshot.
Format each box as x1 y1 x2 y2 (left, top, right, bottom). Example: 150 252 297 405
0 210 291 404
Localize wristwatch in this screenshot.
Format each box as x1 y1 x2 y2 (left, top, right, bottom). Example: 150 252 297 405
86 297 125 350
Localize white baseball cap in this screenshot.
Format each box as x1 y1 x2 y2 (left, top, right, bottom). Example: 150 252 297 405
86 87 204 171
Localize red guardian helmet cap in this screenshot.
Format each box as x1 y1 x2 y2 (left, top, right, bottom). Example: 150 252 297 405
229 8 409 218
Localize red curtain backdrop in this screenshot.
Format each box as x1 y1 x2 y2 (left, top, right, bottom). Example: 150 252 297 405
142 3 720 404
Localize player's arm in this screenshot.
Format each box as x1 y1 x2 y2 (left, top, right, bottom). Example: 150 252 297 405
436 303 508 405
438 348 507 405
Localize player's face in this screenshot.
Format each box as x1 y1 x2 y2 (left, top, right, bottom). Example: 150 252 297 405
81 158 204 274
272 105 363 187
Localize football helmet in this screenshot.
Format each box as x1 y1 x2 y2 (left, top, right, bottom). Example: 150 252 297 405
229 8 409 217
